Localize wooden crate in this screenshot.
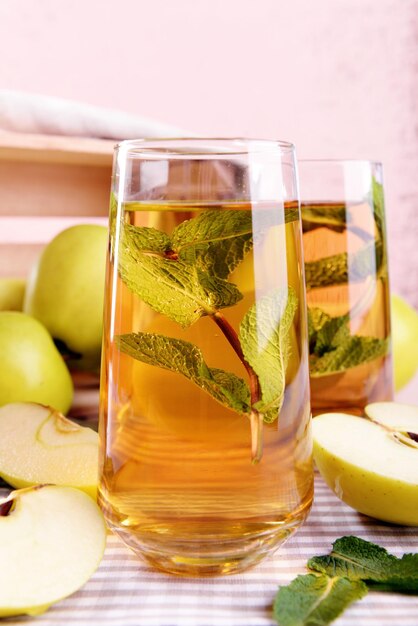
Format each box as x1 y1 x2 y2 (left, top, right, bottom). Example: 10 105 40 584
0 131 116 422
0 130 115 278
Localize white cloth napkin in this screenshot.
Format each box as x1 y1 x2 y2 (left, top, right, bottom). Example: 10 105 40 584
0 90 185 140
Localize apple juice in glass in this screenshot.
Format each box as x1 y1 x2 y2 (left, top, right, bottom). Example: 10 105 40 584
299 160 393 416
98 139 313 576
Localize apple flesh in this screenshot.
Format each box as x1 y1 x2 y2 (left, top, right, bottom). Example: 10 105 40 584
365 401 418 434
0 485 106 617
24 224 108 372
0 312 73 413
0 403 98 499
312 404 418 525
0 278 26 311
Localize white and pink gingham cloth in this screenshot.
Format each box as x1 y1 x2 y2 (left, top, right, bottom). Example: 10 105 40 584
2 475 417 626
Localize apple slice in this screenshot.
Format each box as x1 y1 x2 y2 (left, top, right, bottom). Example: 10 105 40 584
365 401 418 435
0 403 98 499
312 408 418 525
0 485 106 617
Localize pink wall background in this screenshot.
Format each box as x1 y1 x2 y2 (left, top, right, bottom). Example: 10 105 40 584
0 0 417 304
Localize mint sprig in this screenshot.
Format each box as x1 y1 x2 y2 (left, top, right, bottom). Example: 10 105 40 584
273 537 418 626
273 573 367 626
116 209 298 462
308 308 388 377
308 536 418 593
304 178 387 291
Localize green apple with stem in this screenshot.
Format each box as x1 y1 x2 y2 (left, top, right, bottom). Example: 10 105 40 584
24 224 108 372
0 485 106 617
0 312 73 413
391 294 418 390
312 402 418 525
0 403 98 499
0 278 26 311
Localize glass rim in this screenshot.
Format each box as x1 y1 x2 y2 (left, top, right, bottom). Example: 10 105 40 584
115 136 295 157
299 158 382 167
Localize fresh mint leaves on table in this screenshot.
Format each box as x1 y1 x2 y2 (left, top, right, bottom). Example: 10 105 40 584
273 573 368 626
116 208 298 462
309 536 418 593
273 536 418 626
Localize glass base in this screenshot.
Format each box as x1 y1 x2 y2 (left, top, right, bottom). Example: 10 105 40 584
106 506 311 577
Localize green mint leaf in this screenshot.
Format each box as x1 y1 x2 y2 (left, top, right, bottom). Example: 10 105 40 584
208 368 251 414
117 331 251 414
370 177 388 280
310 335 388 377
309 536 397 581
273 573 368 626
308 308 349 357
239 288 298 423
119 223 243 327
122 222 172 253
171 210 253 278
308 308 389 376
307 307 331 338
302 203 348 234
308 537 418 593
371 177 385 231
385 554 418 592
305 240 384 290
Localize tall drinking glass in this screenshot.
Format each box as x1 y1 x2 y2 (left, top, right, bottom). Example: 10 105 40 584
99 139 313 576
299 160 393 415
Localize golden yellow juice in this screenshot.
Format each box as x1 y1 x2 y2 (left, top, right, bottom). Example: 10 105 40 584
98 201 313 576
302 199 393 415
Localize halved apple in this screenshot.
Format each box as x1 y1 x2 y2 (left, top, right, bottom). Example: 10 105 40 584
365 401 418 432
0 485 106 616
0 403 98 499
312 404 418 525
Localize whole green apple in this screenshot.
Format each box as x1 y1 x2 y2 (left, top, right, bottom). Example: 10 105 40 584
0 278 26 311
24 224 108 372
0 312 73 413
391 294 418 391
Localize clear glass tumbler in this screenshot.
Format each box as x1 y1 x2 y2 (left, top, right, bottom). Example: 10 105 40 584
98 139 313 576
299 160 393 416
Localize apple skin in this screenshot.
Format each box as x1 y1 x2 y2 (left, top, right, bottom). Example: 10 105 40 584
0 312 73 413
0 485 106 617
0 278 26 311
312 411 418 526
24 224 108 372
391 294 418 391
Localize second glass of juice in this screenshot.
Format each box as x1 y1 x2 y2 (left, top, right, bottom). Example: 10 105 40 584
299 159 393 415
